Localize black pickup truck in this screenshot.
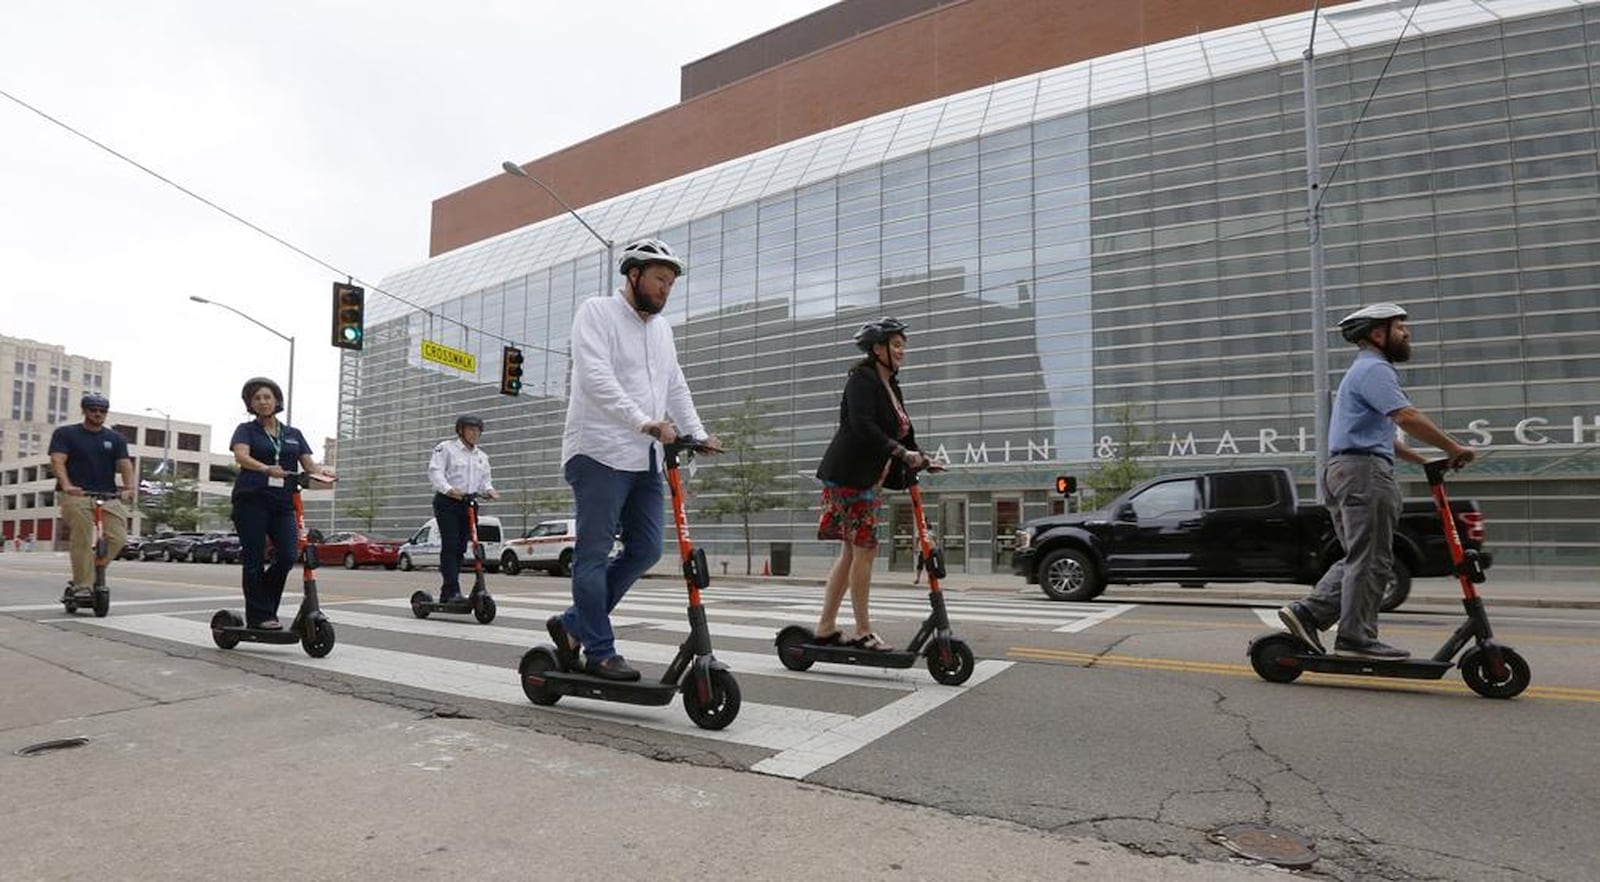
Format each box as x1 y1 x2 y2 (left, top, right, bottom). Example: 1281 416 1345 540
1011 467 1490 611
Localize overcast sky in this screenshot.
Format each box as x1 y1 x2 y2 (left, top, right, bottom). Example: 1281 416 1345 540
1 0 833 455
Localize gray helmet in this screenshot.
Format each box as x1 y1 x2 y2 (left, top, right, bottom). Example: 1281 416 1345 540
1338 303 1407 344
80 393 110 411
853 317 909 352
241 377 285 414
455 414 484 433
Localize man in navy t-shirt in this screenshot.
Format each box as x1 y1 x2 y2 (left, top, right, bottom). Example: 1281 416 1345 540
48 393 135 596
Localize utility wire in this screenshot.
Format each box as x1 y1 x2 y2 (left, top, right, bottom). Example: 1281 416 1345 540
0 85 569 358
1313 0 1426 210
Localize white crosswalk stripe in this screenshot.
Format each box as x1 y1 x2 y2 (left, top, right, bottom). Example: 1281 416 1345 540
70 583 1132 780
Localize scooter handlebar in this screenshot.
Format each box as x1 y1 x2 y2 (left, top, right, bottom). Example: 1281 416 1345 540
646 425 721 456
293 472 337 490
1423 457 1469 486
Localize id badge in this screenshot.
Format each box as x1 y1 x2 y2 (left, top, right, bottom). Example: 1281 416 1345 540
267 476 285 489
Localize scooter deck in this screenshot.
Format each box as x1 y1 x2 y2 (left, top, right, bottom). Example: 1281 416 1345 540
1284 653 1453 680
417 600 481 615
214 626 303 645
526 669 680 706
791 643 919 669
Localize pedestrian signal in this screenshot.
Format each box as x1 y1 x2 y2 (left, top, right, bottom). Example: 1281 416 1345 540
499 346 524 396
331 283 365 350
1055 475 1077 496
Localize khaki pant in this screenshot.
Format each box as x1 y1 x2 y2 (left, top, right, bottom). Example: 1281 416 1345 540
60 495 129 587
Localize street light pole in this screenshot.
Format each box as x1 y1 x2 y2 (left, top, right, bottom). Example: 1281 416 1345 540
500 161 614 296
1303 6 1331 503
188 296 296 425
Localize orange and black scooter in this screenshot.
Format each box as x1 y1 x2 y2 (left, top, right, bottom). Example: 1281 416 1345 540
775 462 976 685
518 433 741 730
61 491 119 618
410 494 497 624
1249 459 1530 698
211 473 337 657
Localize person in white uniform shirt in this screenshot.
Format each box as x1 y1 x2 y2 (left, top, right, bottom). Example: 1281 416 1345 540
427 414 498 602
545 238 721 682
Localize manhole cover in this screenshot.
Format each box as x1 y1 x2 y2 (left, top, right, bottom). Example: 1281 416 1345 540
13 736 91 758
1208 823 1317 868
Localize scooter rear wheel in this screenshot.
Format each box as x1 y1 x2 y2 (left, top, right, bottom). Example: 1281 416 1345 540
302 619 336 658
409 591 432 619
775 626 815 671
1249 633 1305 683
927 639 976 686
682 668 741 731
211 610 242 649
473 596 497 625
1459 646 1530 699
519 647 562 706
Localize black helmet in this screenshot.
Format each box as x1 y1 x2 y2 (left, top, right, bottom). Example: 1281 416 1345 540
617 238 686 277
1337 303 1408 344
241 377 285 414
80 393 110 411
455 414 484 433
853 317 910 352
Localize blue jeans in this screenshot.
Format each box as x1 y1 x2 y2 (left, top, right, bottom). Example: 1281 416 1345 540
560 453 663 661
233 491 298 627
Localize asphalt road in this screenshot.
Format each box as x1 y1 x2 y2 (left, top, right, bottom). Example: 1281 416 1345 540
5 553 1598 881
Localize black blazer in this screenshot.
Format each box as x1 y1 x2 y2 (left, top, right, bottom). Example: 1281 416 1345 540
816 366 920 490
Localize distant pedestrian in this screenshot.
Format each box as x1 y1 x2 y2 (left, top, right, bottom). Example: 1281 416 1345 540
427 414 499 602
48 393 135 598
1279 304 1475 660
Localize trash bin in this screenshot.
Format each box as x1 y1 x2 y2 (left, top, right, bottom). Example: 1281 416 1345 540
769 542 792 577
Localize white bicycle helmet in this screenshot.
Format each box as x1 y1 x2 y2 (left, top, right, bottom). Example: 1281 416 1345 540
1338 303 1407 344
617 238 685 276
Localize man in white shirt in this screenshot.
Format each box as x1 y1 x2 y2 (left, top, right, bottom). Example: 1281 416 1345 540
547 238 721 681
427 414 498 602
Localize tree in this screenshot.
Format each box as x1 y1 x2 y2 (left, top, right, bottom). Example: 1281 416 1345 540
694 395 789 574
1084 402 1156 507
139 476 201 532
342 469 388 533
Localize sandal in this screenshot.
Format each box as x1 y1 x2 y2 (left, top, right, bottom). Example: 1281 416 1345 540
811 630 843 646
847 632 893 651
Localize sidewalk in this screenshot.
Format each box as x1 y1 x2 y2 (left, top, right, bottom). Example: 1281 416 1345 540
0 615 1279 881
660 560 1599 610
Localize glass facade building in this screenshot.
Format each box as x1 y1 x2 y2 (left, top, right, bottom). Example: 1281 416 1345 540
342 0 1600 572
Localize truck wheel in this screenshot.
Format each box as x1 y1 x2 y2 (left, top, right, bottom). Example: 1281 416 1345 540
1380 557 1412 612
500 552 521 576
1039 548 1103 601
398 553 413 572
556 550 573 578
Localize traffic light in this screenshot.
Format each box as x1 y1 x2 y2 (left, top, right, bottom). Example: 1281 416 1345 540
499 345 524 396
1055 475 1077 496
331 283 365 350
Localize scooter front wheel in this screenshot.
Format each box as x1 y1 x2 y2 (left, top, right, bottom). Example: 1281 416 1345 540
682 668 740 731
473 596 497 625
518 647 562 706
1460 646 1530 699
1248 633 1305 684
211 610 242 649
302 619 336 658
92 588 110 618
926 639 975 686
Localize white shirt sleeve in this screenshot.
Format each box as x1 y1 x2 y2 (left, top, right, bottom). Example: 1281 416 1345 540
427 442 452 495
572 300 652 431
664 356 706 439
479 450 495 495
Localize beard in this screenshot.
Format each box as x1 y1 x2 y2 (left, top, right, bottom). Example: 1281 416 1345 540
1384 335 1412 363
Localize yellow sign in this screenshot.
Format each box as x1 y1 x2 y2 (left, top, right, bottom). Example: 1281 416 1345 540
420 340 476 374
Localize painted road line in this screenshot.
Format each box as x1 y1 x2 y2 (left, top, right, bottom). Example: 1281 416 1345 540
752 659 1013 780
85 613 853 751
1053 603 1138 633
1007 646 1600 703
0 595 241 613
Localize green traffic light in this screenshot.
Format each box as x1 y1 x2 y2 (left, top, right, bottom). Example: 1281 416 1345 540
342 327 361 343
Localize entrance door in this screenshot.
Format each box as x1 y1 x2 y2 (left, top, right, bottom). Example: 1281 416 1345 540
939 498 966 571
993 498 1021 570
888 501 916 571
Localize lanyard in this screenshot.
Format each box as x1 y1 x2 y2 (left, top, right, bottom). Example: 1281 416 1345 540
264 423 283 465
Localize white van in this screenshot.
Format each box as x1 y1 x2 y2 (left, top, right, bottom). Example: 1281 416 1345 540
396 516 505 573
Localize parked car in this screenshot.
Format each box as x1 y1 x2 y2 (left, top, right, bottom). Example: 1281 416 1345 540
499 518 578 576
1012 466 1490 611
313 531 401 570
119 536 146 560
396 516 504 573
191 533 241 563
140 532 207 561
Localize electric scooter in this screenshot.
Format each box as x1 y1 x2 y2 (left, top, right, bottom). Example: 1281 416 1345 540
61 492 118 618
410 494 497 624
518 434 741 731
1248 459 1530 698
210 473 337 658
775 462 976 685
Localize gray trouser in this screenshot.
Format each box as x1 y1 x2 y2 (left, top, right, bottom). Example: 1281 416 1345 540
1301 454 1400 645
